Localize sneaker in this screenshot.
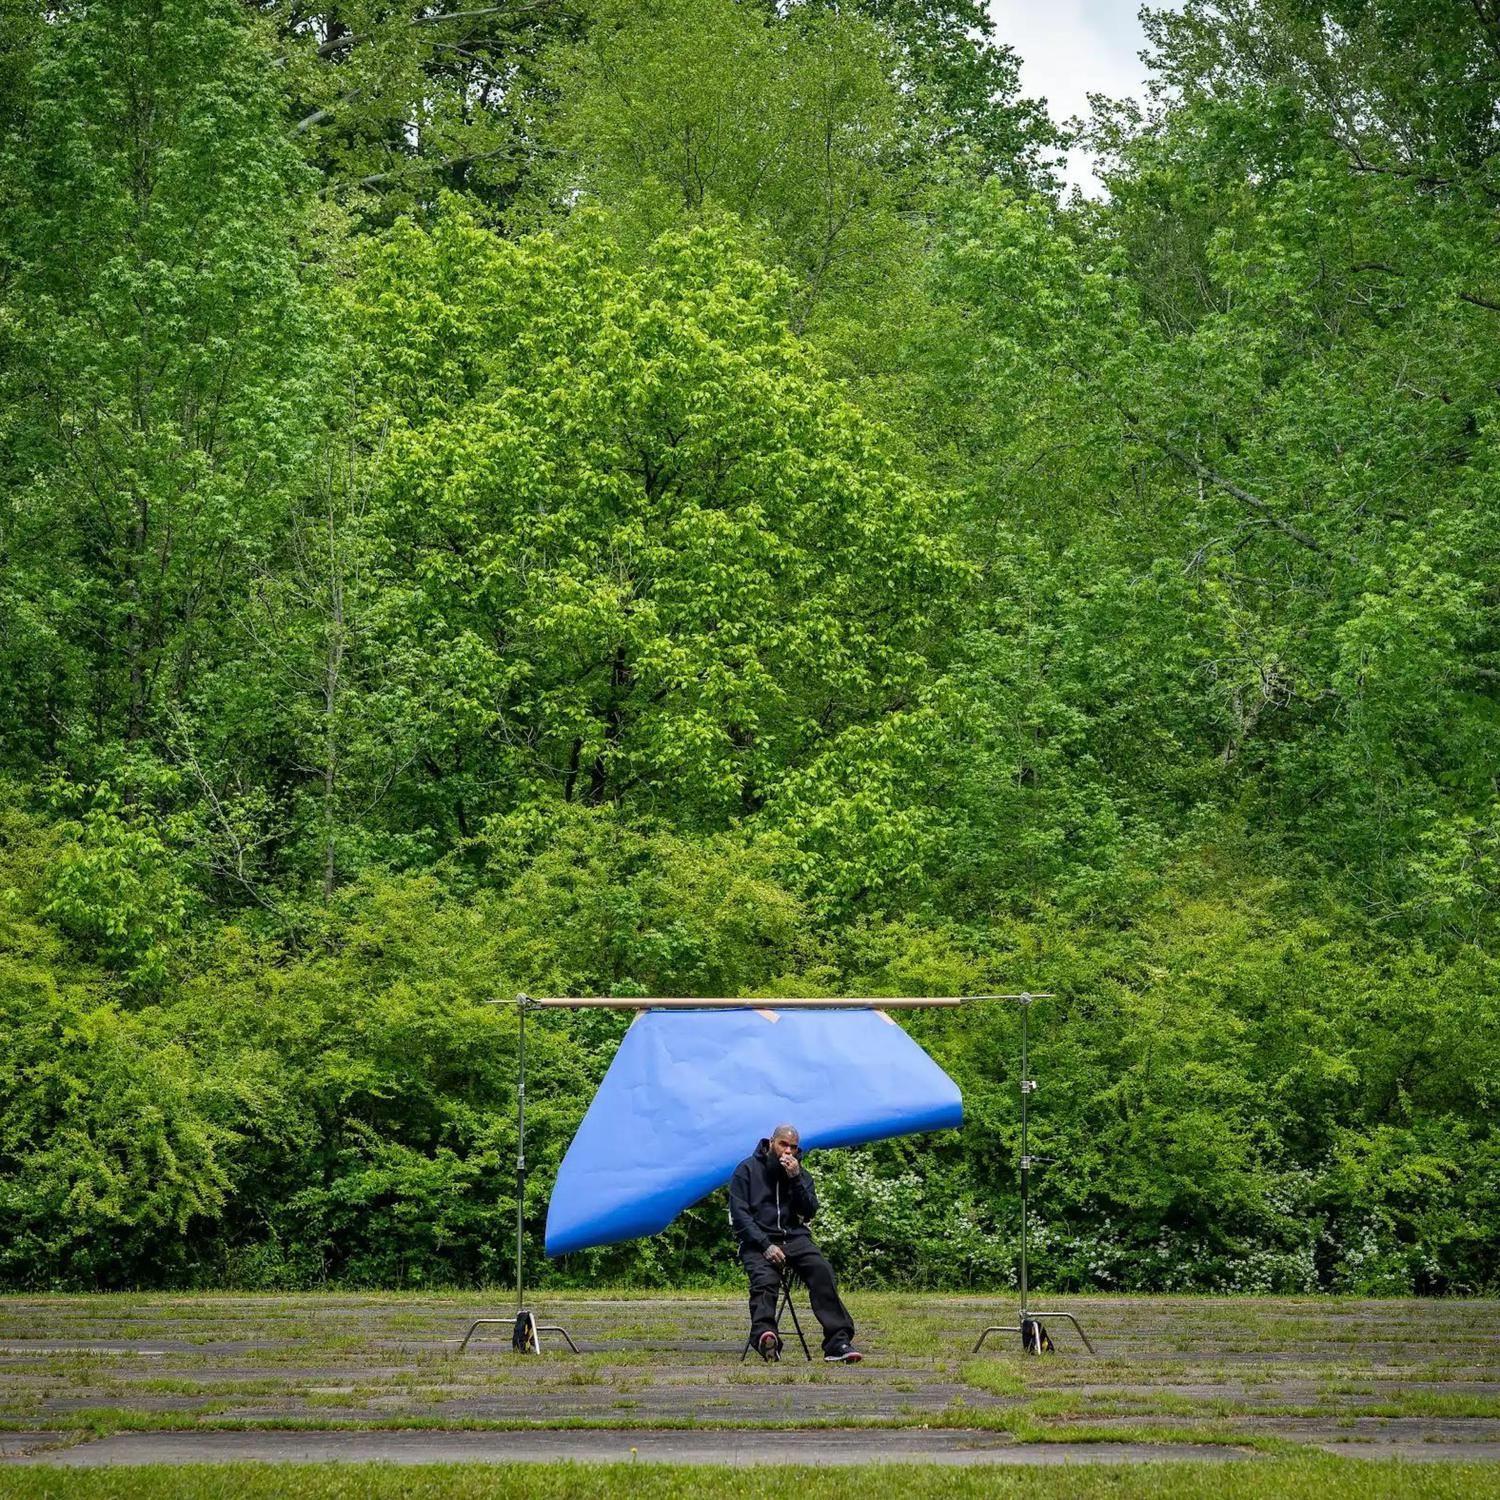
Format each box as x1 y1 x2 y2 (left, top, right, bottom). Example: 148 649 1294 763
758 1330 782 1362
824 1342 863 1363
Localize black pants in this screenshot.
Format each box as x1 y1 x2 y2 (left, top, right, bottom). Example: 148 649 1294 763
740 1237 854 1354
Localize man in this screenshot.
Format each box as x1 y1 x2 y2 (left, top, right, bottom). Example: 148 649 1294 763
727 1124 863 1363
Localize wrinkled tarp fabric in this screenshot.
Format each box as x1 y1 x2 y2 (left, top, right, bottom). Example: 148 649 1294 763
544 1007 963 1256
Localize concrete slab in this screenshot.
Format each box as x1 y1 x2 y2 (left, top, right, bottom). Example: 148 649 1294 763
7 1428 1255 1468
0 1433 67 1458
3 1292 1498 1463
1312 1442 1500 1463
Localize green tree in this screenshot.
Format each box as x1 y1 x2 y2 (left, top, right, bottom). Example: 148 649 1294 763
0 0 329 762
256 0 580 216
350 203 964 859
794 0 1059 189
538 0 920 358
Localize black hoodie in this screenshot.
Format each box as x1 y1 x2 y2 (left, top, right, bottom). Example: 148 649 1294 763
727 1138 820 1250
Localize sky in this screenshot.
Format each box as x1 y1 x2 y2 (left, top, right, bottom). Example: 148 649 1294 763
986 1 1163 193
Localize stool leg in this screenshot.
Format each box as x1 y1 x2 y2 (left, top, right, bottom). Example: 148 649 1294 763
779 1274 812 1361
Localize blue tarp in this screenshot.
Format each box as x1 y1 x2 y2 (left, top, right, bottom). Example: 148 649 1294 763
544 1007 963 1256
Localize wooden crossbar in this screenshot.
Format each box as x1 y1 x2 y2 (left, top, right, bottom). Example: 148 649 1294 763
525 995 1051 1009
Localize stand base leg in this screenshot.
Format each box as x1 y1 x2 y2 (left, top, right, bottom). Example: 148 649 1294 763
1026 1310 1095 1354
461 1312 580 1354
972 1324 1021 1354
533 1324 580 1353
973 1310 1095 1356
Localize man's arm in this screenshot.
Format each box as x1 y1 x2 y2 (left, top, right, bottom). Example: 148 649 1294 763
727 1162 769 1249
791 1164 819 1221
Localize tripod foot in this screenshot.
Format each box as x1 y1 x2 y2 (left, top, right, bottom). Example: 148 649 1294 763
460 1317 508 1352
972 1312 1096 1356
972 1324 1021 1353
460 1313 580 1354
1026 1310 1095 1354
534 1323 581 1353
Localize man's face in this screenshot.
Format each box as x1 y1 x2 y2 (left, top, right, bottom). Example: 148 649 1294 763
772 1132 799 1168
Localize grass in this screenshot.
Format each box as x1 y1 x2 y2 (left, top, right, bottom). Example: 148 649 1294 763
2 1458 1500 1499
0 1292 1497 1454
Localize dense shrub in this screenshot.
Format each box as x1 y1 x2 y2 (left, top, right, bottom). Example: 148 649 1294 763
2 800 1494 1293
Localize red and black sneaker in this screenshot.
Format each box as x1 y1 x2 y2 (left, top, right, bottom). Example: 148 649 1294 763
758 1330 782 1362
824 1342 863 1363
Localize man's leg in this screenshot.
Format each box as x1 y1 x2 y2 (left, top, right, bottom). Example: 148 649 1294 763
740 1245 783 1346
782 1238 855 1354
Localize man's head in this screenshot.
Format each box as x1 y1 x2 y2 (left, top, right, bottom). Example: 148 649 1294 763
770 1124 800 1166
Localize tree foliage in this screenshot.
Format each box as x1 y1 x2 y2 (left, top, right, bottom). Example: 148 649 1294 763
0 0 1495 1294
350 206 960 840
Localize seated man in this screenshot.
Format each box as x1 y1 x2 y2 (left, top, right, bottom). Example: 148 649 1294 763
728 1124 862 1363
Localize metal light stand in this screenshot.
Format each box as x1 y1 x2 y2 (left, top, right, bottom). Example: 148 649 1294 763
461 994 579 1354
973 993 1094 1355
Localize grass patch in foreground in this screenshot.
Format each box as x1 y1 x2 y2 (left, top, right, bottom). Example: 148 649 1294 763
4 1459 1500 1500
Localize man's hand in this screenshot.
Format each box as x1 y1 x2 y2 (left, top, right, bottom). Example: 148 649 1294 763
779 1150 800 1178
764 1244 786 1268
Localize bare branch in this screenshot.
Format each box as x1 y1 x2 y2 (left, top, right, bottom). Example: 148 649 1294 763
277 3 565 65
294 89 360 135
1349 260 1500 316
1132 427 1357 565
319 143 532 195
